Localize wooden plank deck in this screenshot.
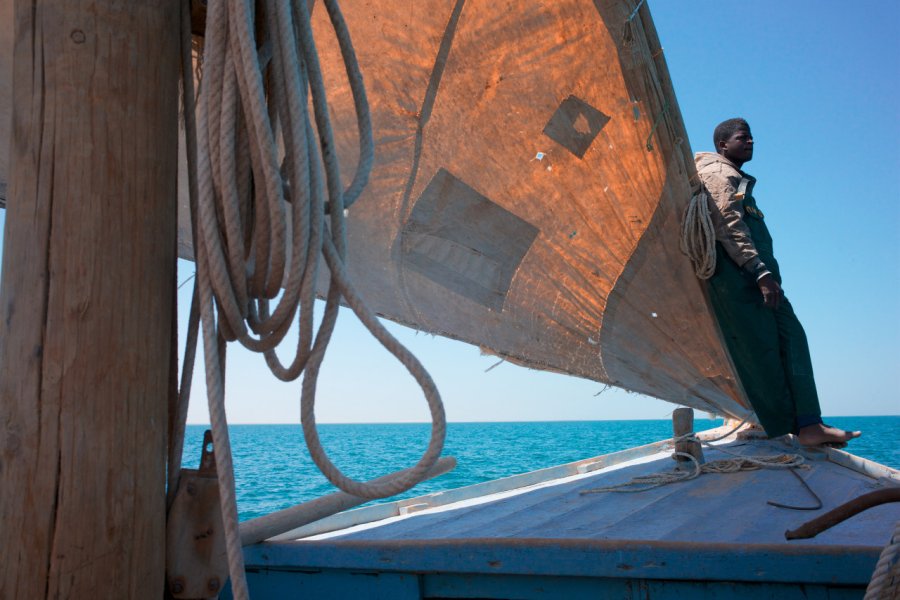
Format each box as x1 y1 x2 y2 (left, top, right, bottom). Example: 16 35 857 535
235 436 899 598
301 438 898 547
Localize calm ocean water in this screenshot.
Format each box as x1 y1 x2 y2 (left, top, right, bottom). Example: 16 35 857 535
181 416 899 522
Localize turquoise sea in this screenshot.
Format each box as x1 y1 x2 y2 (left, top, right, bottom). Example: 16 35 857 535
181 416 899 522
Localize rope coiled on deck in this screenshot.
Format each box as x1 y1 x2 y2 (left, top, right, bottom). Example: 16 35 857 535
580 450 804 494
180 1 446 597
580 419 806 495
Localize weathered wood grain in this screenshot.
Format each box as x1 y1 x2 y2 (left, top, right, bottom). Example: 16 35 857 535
0 0 9 207
673 407 704 463
0 1 178 597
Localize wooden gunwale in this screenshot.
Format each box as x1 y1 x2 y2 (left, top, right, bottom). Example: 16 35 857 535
244 537 882 586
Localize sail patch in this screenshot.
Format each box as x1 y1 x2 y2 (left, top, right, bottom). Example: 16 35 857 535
542 95 610 159
401 168 538 311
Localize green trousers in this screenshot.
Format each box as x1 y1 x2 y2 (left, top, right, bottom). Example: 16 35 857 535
707 199 821 437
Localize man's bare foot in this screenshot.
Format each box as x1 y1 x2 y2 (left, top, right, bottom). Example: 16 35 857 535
797 423 861 446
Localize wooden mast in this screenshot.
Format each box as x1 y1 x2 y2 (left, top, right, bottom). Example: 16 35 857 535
0 1 178 597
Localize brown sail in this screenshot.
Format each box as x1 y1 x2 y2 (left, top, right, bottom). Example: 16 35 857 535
0 0 750 418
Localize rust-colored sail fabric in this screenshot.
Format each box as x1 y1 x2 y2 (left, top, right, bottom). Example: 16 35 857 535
0 0 750 417
305 0 747 416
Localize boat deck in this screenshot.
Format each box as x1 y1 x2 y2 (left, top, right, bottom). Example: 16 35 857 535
238 433 900 599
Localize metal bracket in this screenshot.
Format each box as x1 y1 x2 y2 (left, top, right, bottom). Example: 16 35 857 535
166 430 228 598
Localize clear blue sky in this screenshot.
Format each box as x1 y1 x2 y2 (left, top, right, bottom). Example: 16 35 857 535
2 1 897 423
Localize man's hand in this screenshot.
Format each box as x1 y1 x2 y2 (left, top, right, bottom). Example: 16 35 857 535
757 273 783 309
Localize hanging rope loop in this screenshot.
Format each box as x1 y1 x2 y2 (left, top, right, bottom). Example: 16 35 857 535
181 1 446 596
681 187 717 279
197 0 445 498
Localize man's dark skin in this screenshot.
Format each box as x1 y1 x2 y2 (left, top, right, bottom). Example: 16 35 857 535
716 126 860 446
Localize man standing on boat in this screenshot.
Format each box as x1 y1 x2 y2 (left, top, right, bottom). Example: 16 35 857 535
695 118 860 446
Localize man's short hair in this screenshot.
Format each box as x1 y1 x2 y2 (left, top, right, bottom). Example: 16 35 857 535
713 118 750 148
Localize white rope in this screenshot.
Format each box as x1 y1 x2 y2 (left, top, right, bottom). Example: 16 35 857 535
680 188 717 279
581 451 804 495
581 451 701 493
581 418 806 495
865 519 900 600
183 1 446 596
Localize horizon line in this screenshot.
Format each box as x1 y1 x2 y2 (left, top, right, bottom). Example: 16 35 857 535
184 414 899 426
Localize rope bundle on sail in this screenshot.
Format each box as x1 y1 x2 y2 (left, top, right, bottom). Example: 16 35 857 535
680 187 717 279
181 1 447 597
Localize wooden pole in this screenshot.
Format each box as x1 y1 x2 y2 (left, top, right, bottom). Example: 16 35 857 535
672 407 704 466
0 1 178 598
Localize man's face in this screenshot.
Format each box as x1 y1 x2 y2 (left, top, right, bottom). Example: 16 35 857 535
719 127 754 165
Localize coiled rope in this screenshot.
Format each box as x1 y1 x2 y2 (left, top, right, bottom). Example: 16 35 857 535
581 419 805 494
180 1 446 596
580 450 804 494
866 519 900 599
680 188 717 279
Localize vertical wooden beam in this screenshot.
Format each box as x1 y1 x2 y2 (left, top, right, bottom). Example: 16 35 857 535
0 1 178 598
0 0 10 207
672 407 704 465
